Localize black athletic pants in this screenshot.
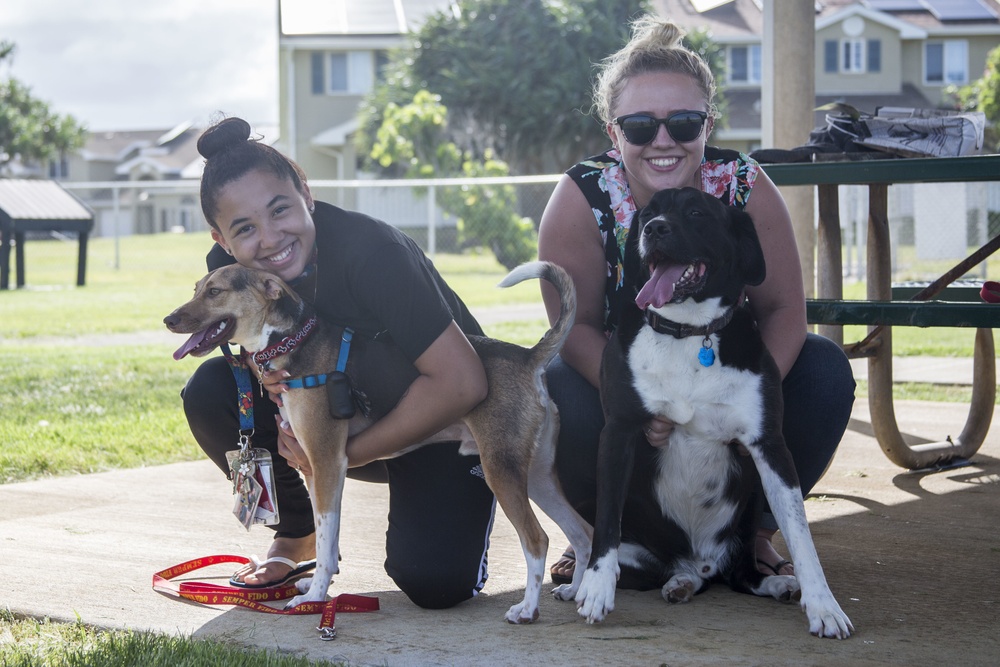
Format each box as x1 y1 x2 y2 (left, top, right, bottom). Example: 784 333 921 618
181 356 496 609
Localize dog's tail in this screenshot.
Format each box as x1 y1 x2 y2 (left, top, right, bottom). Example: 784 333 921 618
498 260 576 368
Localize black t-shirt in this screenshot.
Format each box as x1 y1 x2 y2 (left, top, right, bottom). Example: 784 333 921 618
206 200 483 364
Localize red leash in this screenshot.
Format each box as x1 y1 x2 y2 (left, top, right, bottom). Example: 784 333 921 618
981 281 1000 304
152 555 378 640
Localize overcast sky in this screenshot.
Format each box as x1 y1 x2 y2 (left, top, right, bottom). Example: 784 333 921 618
0 0 279 132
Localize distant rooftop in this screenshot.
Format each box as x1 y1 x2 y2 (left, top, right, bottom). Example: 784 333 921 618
656 0 1000 38
0 180 93 221
279 0 458 36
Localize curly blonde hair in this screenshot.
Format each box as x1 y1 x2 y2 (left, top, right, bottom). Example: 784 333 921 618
593 16 718 124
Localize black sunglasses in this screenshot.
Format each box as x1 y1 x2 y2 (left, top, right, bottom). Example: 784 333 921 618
613 110 709 145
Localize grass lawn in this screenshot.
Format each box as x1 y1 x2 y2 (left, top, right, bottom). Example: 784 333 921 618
1 232 544 339
0 232 550 485
0 345 205 482
0 609 344 667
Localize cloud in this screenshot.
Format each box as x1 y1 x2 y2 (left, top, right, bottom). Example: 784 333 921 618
0 0 277 130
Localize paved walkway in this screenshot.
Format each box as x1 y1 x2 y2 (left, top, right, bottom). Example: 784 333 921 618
3 401 998 664
3 307 998 665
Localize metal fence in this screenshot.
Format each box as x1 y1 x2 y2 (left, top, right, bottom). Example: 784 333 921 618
831 181 1000 284
61 176 561 258
60 176 999 283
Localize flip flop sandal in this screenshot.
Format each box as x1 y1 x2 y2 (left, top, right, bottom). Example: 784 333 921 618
550 549 576 585
229 555 318 589
756 558 794 576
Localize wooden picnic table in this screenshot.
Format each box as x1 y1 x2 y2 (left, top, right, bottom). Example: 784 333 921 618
762 154 1000 470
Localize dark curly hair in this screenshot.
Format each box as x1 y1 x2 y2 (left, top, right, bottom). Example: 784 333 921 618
197 116 309 229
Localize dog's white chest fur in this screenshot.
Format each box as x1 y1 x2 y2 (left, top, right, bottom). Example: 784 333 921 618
629 326 763 439
628 326 764 562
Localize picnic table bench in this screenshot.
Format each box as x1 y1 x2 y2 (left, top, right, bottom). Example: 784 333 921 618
0 179 95 290
762 155 1000 470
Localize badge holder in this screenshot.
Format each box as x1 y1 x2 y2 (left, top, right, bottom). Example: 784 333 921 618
222 344 280 530
226 435 280 530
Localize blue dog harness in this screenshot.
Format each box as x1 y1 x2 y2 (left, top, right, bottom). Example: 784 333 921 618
283 328 354 389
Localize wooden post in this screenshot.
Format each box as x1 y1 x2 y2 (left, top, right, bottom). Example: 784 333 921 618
77 231 89 286
762 0 816 297
816 184 843 343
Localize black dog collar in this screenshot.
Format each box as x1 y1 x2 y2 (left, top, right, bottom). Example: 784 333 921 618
644 305 736 339
643 293 745 340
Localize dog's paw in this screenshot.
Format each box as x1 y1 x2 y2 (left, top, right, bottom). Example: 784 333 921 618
756 574 801 602
575 568 617 624
284 594 305 609
505 601 540 624
285 576 329 609
551 582 577 601
661 574 698 604
294 575 314 594
803 596 854 639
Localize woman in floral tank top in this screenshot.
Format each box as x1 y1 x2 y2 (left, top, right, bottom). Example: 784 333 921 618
537 16 855 586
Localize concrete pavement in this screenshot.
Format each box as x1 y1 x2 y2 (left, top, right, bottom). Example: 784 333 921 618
3 394 999 665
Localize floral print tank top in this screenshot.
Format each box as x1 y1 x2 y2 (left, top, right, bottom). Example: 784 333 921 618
566 145 759 332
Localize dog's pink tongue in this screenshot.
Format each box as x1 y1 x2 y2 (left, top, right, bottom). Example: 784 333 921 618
172 329 210 360
636 263 686 310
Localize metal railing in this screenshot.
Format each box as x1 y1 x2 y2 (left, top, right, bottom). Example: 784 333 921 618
60 174 999 283
60 175 561 268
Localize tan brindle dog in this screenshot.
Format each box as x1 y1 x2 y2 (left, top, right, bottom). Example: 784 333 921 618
164 261 592 624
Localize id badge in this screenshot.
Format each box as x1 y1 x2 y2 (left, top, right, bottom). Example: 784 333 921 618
252 450 280 526
232 473 263 531
226 444 280 529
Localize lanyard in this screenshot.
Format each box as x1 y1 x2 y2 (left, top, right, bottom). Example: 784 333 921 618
152 555 379 640
221 344 255 435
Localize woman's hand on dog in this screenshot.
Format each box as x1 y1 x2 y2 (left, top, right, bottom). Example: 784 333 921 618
260 369 290 407
275 415 312 476
645 416 674 447
257 369 311 474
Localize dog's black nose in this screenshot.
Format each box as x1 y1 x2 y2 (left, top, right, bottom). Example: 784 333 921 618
643 219 670 239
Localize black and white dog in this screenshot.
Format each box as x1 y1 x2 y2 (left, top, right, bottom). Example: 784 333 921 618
574 187 852 639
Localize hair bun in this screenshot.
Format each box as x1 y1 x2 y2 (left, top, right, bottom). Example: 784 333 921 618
197 117 252 160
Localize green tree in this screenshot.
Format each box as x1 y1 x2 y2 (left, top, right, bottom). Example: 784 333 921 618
358 3 728 264
359 0 652 175
371 90 535 269
359 1 729 175
370 90 463 176
950 43 1000 151
0 41 86 171
683 27 728 127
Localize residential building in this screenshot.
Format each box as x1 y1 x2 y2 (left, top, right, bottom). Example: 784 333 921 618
277 0 454 188
49 0 1000 241
68 123 204 237
48 121 278 238
657 0 1000 153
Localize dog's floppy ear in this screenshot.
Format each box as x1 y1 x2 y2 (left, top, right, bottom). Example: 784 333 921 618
262 276 288 301
731 207 766 287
